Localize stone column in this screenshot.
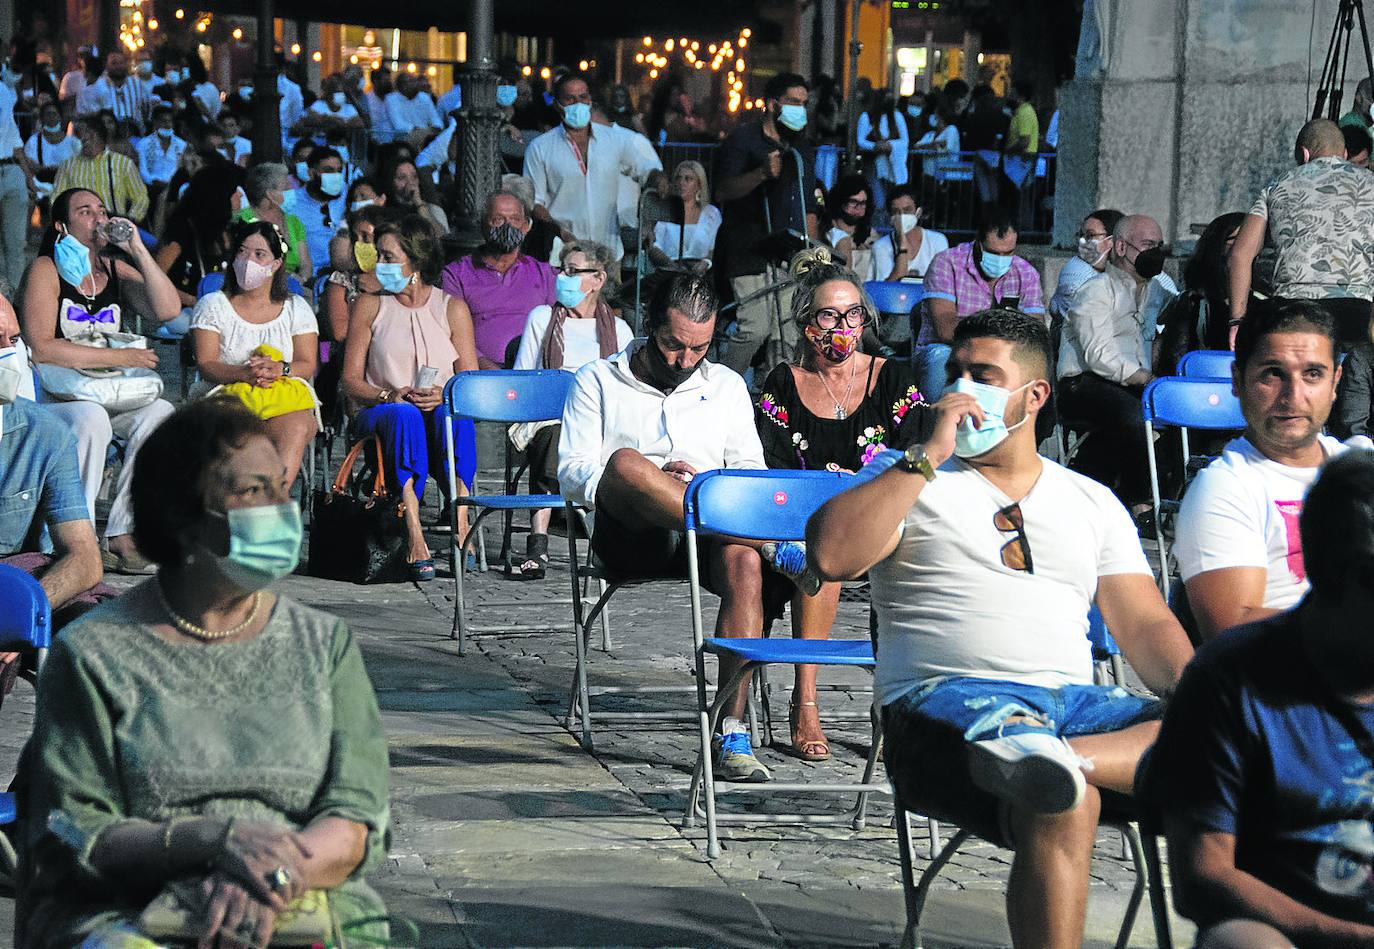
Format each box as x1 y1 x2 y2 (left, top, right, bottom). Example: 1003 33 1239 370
453 0 500 252
1056 0 1348 244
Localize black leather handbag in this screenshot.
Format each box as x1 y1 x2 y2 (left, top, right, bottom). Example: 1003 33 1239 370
308 436 410 584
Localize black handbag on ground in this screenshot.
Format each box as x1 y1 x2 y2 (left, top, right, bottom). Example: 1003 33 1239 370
308 436 410 584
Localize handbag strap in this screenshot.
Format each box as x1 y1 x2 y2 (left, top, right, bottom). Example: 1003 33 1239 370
330 435 393 498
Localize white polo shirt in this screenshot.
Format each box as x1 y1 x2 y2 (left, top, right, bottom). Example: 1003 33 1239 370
557 339 765 508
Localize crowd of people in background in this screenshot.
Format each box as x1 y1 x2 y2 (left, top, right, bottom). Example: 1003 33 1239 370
1 20 1374 949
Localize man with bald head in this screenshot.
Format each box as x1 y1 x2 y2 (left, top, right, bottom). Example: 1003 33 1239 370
1229 118 1374 349
1058 213 1169 512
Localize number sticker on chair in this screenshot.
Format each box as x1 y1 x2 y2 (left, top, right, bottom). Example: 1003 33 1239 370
774 491 788 505
506 389 517 400
1207 393 1220 406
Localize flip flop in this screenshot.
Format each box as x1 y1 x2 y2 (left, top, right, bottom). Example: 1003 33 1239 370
409 559 436 582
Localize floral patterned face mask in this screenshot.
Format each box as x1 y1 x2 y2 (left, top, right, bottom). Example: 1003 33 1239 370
804 323 861 362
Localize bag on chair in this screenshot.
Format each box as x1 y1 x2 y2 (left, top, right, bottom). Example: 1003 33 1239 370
308 436 410 584
36 332 163 414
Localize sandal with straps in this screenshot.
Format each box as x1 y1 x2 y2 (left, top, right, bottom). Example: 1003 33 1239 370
504 533 549 581
783 698 831 762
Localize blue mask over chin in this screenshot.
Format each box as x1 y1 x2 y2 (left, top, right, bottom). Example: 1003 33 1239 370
54 233 92 287
951 377 1033 458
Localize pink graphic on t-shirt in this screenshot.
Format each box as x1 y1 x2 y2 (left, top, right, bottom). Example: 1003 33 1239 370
1275 499 1305 582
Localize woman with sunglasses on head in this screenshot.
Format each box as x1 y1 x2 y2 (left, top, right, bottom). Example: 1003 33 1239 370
509 240 634 581
754 248 934 761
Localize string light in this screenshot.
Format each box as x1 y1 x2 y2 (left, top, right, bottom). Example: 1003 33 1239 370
539 66 551 79
635 27 756 114
290 42 301 55
579 59 589 71
313 51 323 62
231 27 242 39
147 18 157 29
174 7 184 17
522 65 532 76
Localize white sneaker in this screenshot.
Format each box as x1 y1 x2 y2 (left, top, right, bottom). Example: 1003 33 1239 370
967 732 1087 814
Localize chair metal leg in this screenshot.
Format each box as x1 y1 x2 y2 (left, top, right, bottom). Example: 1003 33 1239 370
686 662 754 858
909 828 972 949
1114 822 1149 949
452 508 494 653
853 704 883 830
1141 827 1175 949
893 804 920 949
598 585 613 651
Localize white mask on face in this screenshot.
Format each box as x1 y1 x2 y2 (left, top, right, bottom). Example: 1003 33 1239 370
0 345 23 405
897 212 919 234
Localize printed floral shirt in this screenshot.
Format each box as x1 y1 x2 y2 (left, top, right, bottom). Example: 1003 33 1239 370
1250 155 1374 300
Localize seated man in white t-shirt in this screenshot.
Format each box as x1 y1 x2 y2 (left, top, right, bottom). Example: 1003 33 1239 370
559 274 795 785
808 309 1194 948
1175 299 1347 641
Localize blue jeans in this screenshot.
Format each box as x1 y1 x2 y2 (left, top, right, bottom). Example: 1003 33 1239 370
882 677 1161 845
911 342 951 402
352 402 475 504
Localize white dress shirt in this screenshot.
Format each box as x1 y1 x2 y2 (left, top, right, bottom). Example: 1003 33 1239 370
137 133 187 184
653 205 721 262
364 91 394 141
0 85 24 158
416 120 456 180
1057 264 1150 385
524 124 662 261
277 74 305 138
385 91 441 135
856 111 910 186
82 75 153 129
557 339 765 508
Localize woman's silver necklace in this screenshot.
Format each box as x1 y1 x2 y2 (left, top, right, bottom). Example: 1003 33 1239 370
812 356 858 419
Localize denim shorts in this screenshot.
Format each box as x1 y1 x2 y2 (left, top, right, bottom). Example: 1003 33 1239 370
882 677 1162 846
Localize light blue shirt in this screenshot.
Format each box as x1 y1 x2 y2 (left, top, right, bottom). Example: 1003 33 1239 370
0 399 90 554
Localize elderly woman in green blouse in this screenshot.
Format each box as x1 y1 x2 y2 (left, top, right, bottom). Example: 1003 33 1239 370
16 399 390 949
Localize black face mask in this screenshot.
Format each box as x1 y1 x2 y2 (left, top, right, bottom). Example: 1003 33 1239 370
1134 246 1167 280
484 222 524 253
635 336 698 393
840 210 864 226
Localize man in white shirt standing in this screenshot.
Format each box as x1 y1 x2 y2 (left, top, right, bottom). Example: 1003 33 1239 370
809 309 1194 949
82 51 152 135
0 56 33 291
136 105 186 209
524 75 662 262
559 274 788 783
1175 300 1347 641
1057 212 1167 515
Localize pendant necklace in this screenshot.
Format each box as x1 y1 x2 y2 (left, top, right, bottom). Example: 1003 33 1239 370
813 357 858 420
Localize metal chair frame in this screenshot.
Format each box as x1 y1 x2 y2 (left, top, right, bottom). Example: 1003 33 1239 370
678 469 890 859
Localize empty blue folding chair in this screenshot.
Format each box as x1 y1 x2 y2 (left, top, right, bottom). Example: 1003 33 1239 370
0 565 53 873
442 370 581 653
1142 377 1245 593
1177 349 1235 380
679 469 887 859
865 280 926 353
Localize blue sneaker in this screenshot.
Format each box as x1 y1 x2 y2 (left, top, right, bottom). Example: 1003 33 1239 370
713 730 771 783
761 541 821 596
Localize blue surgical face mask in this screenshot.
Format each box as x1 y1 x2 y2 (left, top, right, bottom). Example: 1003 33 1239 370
276 188 297 212
978 246 1014 280
319 171 345 196
778 103 808 132
951 377 1033 459
156 126 173 139
375 261 411 293
43 122 62 135
350 198 376 213
555 272 588 308
294 160 310 182
54 232 93 287
496 84 518 108
238 85 253 100
209 502 302 592
562 102 591 129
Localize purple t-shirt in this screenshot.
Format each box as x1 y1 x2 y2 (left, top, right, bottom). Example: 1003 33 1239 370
440 253 557 365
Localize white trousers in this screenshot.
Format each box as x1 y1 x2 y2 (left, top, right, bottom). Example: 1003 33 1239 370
43 398 175 539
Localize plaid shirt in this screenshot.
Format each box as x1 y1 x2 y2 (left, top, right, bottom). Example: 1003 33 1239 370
919 242 1045 345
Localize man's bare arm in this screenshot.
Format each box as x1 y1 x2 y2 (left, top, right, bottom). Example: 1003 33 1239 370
1095 572 1193 698
1185 567 1279 641
41 519 103 610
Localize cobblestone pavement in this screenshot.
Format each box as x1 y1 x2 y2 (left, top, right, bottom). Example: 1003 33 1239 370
0 423 1196 947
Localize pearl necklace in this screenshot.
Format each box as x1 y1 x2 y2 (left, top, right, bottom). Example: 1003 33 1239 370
157 582 261 641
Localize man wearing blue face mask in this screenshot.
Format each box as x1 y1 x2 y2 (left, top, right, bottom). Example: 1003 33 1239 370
917 207 1044 401
135 106 186 209
716 71 821 380
523 74 662 262
296 146 348 280
809 308 1194 949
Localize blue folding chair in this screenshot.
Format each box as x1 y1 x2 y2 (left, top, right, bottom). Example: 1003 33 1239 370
679 469 887 859
1177 349 1235 380
1142 377 1245 593
442 370 582 654
0 565 53 873
864 280 925 354
892 606 1174 949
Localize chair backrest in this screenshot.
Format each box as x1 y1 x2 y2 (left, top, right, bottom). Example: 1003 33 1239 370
443 369 575 423
0 565 53 654
1177 349 1235 380
864 280 924 316
196 271 307 299
684 469 853 542
1086 604 1118 659
1141 377 1244 431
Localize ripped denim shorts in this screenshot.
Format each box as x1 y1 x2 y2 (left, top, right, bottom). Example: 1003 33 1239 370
881 677 1162 846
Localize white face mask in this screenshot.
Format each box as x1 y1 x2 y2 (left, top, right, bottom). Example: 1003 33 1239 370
0 345 23 405
897 212 919 234
1076 235 1110 268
